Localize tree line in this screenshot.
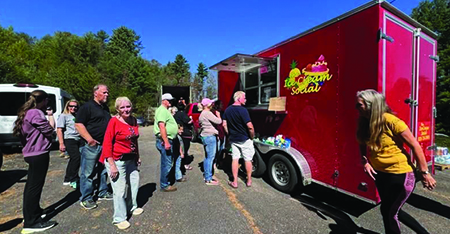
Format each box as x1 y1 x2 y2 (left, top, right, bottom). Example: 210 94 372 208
0 25 216 116
1 0 450 133
412 0 450 134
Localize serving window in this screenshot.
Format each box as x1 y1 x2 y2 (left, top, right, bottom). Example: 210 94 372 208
242 57 279 106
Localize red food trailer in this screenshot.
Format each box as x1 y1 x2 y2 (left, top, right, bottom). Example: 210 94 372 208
210 0 437 203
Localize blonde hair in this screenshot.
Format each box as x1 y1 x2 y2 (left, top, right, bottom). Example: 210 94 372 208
63 99 79 114
234 91 245 102
356 89 393 152
115 97 132 113
169 106 178 115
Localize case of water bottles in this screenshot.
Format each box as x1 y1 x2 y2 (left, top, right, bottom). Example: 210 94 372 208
434 147 450 165
258 134 291 149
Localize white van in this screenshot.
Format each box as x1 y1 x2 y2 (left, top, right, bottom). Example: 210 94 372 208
0 83 73 148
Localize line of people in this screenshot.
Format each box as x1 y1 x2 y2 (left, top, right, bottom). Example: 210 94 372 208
13 85 439 234
14 84 257 233
154 91 255 192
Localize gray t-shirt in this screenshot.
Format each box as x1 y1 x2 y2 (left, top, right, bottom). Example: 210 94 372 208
57 113 80 140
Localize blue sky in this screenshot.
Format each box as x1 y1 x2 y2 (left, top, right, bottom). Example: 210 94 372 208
1 0 422 73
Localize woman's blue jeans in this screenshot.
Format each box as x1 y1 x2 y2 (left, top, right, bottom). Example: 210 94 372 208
201 135 217 181
105 159 139 223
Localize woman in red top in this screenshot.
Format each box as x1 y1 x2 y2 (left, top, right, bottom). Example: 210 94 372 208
100 97 142 230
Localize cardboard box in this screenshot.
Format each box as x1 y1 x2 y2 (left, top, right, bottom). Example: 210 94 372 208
268 97 286 111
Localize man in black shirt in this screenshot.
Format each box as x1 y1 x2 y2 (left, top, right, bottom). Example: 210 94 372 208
223 91 255 189
75 84 112 210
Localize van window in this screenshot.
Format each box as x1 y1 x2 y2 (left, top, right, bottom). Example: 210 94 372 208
0 92 57 115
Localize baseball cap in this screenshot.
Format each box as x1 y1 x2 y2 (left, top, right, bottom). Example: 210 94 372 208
201 98 214 107
162 93 174 100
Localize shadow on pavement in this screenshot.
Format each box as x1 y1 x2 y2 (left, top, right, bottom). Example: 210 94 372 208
0 218 23 232
137 183 157 207
291 192 379 234
406 193 450 219
0 169 27 194
42 189 81 221
290 184 432 234
398 210 430 234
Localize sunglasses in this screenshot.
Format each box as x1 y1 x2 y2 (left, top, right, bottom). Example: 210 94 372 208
68 105 78 108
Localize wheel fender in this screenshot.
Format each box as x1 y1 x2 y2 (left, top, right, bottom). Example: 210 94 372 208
254 142 312 186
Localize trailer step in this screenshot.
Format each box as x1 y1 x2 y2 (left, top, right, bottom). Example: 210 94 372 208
435 164 450 171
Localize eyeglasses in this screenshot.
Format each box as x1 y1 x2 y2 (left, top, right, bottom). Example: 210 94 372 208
68 105 78 108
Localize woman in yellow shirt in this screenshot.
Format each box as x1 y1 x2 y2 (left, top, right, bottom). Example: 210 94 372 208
356 89 436 234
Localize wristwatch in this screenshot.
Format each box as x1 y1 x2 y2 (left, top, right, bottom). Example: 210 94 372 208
420 170 429 175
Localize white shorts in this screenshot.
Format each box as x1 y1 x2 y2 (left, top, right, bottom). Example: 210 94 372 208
231 139 255 161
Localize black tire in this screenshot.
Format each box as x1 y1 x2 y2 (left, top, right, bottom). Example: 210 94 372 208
268 154 298 193
239 149 266 177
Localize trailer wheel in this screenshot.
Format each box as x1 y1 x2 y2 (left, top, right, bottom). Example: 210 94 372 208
239 149 266 177
268 154 298 193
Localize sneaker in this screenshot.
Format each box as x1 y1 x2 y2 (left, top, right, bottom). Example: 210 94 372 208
132 208 144 216
98 192 113 200
161 186 177 192
205 180 219 186
62 182 70 186
80 200 98 210
70 182 77 189
22 221 56 233
114 220 130 230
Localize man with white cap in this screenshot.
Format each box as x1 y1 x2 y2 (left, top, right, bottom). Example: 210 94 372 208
154 93 178 192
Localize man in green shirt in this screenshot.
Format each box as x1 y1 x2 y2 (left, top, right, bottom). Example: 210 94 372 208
154 93 178 192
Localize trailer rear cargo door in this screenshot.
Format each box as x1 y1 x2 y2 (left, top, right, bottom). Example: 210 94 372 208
413 34 437 162
383 13 414 127
382 12 436 163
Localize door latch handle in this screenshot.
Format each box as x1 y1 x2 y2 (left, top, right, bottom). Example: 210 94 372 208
404 98 418 106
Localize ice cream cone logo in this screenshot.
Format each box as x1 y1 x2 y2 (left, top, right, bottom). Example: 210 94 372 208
284 55 333 95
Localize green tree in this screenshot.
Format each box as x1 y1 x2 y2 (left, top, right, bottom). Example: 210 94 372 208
166 54 191 85
412 0 450 134
192 62 208 102
106 26 142 56
0 24 162 113
0 26 34 83
205 72 217 98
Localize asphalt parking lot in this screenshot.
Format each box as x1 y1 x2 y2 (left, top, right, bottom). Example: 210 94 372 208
1 126 450 234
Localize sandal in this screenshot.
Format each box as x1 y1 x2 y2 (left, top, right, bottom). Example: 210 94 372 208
246 181 252 187
228 181 238 189
185 165 193 170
